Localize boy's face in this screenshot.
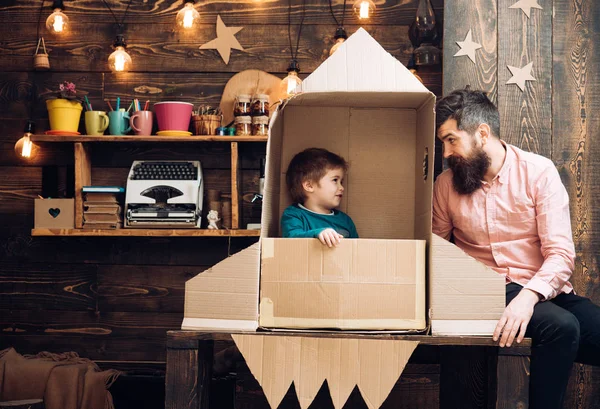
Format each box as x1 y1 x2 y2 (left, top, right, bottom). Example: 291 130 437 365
303 167 345 212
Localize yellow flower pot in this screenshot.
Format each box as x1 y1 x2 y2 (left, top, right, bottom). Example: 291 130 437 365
46 98 83 132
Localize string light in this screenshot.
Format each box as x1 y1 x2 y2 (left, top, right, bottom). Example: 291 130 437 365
108 34 132 72
280 0 306 98
46 0 69 34
280 60 303 96
14 121 39 160
176 1 200 29
353 0 375 19
328 0 348 56
103 0 133 72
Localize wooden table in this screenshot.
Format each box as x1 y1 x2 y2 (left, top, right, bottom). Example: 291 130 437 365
166 330 531 409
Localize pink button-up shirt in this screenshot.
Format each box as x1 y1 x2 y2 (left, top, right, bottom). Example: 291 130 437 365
432 143 575 300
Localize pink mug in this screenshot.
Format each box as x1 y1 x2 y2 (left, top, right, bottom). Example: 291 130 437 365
130 111 153 136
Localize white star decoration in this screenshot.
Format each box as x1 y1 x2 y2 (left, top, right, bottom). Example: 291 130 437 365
509 0 543 18
454 29 482 63
200 15 244 65
506 62 536 91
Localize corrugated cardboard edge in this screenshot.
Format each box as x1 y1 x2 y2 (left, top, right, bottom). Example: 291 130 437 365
430 234 505 335
182 242 260 331
233 334 419 409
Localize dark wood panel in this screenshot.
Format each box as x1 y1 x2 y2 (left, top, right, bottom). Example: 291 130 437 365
439 346 488 409
1 23 414 73
0 140 73 167
0 0 444 26
443 0 497 102
0 310 182 361
0 166 42 214
0 218 257 265
498 0 552 157
0 261 96 311
553 0 600 304
97 264 208 313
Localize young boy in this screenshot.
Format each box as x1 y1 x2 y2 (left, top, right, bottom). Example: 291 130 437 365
281 148 358 247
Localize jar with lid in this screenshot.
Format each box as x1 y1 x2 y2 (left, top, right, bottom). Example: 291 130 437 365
251 94 270 117
252 116 269 136
234 116 252 136
234 94 252 116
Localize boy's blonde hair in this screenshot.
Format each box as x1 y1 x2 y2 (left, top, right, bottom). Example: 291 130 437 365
285 148 349 204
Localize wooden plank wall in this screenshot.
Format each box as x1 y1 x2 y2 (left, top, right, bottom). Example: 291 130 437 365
444 0 600 407
0 1 443 408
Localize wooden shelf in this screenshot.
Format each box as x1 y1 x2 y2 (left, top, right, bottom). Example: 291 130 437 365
32 135 266 237
31 228 261 237
30 134 268 142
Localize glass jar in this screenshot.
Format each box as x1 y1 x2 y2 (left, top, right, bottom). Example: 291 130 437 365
234 116 252 136
234 94 251 116
251 94 270 117
252 116 269 136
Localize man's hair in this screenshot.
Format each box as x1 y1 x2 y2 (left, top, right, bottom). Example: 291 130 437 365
286 148 349 203
435 88 500 138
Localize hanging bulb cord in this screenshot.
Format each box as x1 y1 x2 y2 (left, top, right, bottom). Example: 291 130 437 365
288 0 307 62
102 0 133 32
328 0 347 27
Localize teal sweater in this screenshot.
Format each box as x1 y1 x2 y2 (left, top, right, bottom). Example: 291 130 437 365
281 204 359 238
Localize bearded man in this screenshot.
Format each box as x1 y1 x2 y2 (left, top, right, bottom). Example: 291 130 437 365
432 88 600 409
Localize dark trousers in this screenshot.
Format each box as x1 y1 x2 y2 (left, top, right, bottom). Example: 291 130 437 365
506 283 600 409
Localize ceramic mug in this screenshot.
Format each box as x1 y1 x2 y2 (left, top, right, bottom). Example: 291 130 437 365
84 111 109 135
108 110 131 135
130 111 153 136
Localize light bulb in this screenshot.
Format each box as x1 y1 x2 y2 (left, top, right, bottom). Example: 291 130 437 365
329 27 348 56
353 0 375 19
46 8 69 33
108 35 132 72
14 121 39 160
281 71 302 96
176 2 200 29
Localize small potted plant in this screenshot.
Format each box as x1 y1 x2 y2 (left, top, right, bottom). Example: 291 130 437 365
43 81 84 133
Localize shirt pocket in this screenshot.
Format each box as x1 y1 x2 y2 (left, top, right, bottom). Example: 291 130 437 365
502 207 538 238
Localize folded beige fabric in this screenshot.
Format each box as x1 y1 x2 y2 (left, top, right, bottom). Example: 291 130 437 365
0 348 120 409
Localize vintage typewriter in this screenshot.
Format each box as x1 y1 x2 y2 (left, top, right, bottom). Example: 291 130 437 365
125 160 203 228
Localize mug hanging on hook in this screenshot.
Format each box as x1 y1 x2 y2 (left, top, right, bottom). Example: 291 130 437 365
33 37 50 71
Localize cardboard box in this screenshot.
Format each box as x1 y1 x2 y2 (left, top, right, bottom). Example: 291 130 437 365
182 28 507 409
34 198 75 229
260 238 425 330
184 28 504 335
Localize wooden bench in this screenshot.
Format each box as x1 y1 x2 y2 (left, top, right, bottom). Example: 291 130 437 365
165 330 531 409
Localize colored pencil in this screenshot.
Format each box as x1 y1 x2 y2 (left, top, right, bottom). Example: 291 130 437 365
106 100 114 111
116 97 120 111
144 100 150 111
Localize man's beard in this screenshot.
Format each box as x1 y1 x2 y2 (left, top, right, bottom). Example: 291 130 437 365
447 146 491 195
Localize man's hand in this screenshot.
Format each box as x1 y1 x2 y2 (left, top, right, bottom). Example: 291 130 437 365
493 289 540 347
318 228 343 247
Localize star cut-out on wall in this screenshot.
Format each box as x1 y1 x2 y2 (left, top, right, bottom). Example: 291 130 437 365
509 0 543 18
454 29 482 64
199 15 244 65
506 62 536 91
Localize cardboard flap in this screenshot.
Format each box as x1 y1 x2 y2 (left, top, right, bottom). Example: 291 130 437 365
233 334 419 409
301 27 429 94
182 243 260 330
430 234 505 320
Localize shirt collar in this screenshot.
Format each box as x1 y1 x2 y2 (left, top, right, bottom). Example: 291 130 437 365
495 140 513 185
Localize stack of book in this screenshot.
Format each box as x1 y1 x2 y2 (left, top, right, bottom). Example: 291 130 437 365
82 186 125 229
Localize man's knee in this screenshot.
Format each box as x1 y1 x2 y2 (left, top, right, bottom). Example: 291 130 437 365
541 313 580 348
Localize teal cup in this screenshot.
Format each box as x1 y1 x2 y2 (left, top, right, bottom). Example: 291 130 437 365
108 110 131 135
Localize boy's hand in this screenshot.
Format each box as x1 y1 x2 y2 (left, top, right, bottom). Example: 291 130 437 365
318 228 343 247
